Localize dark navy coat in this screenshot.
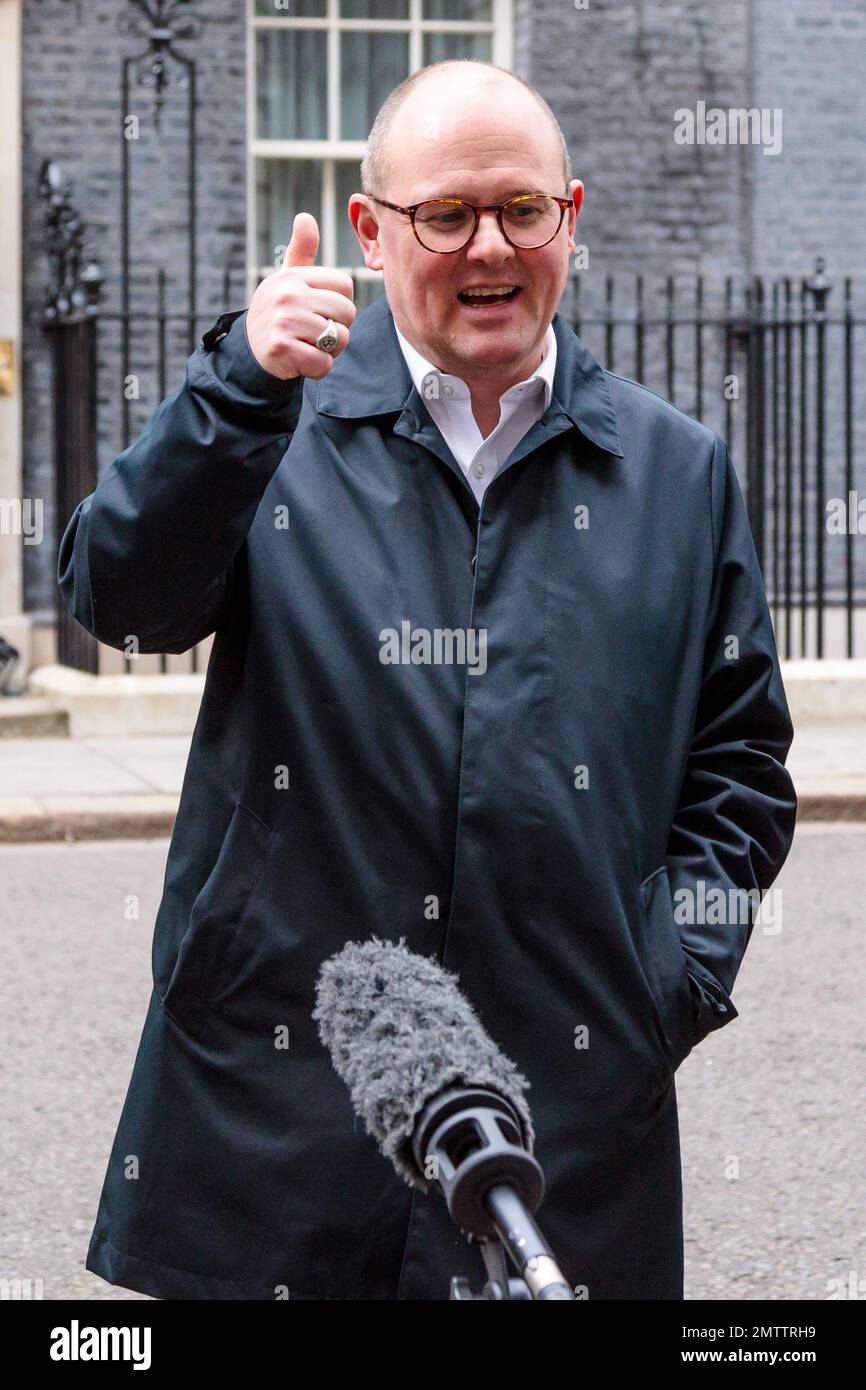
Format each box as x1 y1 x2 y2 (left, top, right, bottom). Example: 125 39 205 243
58 292 797 1300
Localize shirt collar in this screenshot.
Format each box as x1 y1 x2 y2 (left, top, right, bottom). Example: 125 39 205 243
393 320 557 413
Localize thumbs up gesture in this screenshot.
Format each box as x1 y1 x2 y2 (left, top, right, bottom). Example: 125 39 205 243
245 213 356 381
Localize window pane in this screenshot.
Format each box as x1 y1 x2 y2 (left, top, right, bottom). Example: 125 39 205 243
254 0 326 16
335 164 385 306
256 31 327 139
335 162 383 312
423 31 492 63
340 0 408 17
423 0 492 18
336 162 364 267
353 277 387 311
256 160 323 269
341 31 409 140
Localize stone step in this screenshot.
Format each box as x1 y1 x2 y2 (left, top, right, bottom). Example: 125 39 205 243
0 696 69 738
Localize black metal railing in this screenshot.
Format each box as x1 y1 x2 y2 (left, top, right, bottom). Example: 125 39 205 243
91 284 244 676
570 260 865 660
40 160 103 675
42 185 865 670
41 160 243 676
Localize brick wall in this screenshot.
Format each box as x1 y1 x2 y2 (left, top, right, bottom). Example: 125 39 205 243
751 0 866 279
526 0 752 278
526 0 866 621
22 0 247 617
21 0 865 625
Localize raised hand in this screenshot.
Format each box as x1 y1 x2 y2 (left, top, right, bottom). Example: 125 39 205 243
245 213 356 381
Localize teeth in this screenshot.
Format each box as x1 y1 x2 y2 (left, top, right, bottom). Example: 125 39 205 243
462 286 517 297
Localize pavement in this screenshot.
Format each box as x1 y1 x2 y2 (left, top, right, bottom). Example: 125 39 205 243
0 721 864 841
0 737 183 842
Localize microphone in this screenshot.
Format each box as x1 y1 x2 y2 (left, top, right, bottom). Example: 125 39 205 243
313 936 574 1300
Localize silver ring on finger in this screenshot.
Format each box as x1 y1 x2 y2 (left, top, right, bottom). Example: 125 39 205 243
315 318 339 355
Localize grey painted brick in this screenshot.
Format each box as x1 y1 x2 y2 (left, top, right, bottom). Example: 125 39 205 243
22 0 247 616
20 0 866 622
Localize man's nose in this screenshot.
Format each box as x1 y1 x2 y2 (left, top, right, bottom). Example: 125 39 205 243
466 209 515 259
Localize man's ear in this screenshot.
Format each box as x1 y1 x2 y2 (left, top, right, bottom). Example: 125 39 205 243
348 195 384 272
564 179 584 254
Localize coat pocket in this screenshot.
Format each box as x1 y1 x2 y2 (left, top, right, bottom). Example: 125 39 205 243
635 865 696 1076
159 801 274 1041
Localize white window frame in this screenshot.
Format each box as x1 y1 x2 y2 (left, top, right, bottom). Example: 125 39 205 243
246 0 514 296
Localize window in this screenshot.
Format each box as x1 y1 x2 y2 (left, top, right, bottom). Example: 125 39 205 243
247 0 514 307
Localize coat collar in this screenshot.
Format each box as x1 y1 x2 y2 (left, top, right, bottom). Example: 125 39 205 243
392 318 557 414
316 292 624 460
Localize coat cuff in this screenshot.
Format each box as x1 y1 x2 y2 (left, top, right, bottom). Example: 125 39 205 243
202 309 305 408
684 952 739 1048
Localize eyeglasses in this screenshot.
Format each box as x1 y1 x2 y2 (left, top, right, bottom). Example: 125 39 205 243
368 193 572 254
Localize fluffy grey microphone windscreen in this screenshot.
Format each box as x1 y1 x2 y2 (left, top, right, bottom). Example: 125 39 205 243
313 936 535 1191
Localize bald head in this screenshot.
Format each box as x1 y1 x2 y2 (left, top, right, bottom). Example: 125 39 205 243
348 58 581 410
360 60 572 202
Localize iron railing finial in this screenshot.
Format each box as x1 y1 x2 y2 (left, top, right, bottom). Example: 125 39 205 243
38 160 104 324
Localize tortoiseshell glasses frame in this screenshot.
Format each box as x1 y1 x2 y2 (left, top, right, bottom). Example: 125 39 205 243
367 193 573 253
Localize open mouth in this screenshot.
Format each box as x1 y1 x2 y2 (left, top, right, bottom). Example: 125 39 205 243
457 286 522 308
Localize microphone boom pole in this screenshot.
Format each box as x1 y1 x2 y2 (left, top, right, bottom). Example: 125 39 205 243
314 937 576 1301
412 1083 574 1300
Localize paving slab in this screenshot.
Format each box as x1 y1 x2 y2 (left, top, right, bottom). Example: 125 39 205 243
1 724 865 839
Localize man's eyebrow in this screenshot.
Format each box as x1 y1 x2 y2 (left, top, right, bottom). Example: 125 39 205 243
420 186 549 201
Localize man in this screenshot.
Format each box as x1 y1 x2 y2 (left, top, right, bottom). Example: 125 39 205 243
60 60 797 1300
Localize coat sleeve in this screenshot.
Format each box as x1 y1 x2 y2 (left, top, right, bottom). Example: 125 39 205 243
666 433 798 1049
57 310 304 654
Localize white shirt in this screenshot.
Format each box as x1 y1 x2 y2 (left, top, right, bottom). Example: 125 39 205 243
394 322 557 505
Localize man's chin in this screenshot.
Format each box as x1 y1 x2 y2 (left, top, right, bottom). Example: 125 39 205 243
447 330 537 372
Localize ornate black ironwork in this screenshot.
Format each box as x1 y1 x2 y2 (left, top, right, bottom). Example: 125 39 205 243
804 255 832 321
39 3 236 678
118 0 204 455
118 0 205 131
39 160 102 673
38 160 104 324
